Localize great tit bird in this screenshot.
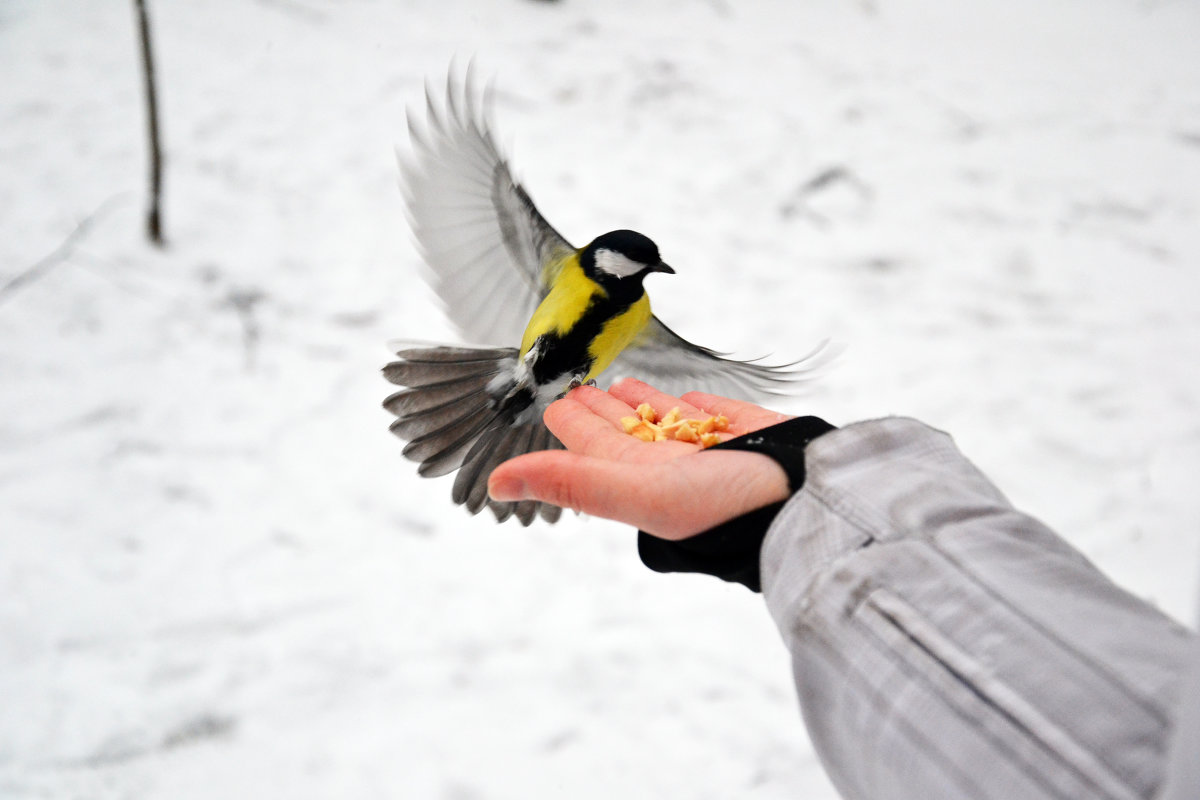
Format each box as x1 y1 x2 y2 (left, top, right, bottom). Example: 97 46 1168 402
384 68 821 525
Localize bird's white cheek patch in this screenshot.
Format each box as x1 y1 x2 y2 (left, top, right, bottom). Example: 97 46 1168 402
593 248 644 279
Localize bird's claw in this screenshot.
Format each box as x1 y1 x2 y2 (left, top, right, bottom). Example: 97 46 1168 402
558 377 597 398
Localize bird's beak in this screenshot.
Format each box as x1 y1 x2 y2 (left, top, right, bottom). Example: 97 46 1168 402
652 261 675 275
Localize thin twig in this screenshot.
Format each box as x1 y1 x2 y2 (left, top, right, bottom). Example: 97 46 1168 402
0 195 126 309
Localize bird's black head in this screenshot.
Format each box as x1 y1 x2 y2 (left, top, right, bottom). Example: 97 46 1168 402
580 229 675 284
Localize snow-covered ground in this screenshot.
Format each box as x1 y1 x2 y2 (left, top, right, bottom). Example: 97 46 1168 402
2 0 1199 797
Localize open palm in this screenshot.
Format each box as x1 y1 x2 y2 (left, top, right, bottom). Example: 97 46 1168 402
488 378 794 539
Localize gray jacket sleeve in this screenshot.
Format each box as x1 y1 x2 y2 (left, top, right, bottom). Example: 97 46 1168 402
759 417 1197 800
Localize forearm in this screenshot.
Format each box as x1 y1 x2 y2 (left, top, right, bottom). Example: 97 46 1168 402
762 418 1196 800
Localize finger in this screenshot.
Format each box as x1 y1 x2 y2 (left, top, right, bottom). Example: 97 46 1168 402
563 383 647 427
609 378 706 419
542 395 645 459
679 390 793 433
544 396 698 463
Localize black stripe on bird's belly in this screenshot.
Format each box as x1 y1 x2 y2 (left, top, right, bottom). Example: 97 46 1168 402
529 289 640 387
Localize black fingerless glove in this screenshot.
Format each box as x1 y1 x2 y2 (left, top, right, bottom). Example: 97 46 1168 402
637 415 836 592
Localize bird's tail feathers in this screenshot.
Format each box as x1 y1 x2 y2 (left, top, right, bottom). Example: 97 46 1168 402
452 421 564 525
383 344 563 525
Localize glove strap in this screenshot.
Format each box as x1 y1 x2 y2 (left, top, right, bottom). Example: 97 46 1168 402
637 416 836 592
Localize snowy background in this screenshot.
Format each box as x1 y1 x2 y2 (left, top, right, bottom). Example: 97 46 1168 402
2 0 1199 797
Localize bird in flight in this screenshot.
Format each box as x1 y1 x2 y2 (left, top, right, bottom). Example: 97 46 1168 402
384 66 822 525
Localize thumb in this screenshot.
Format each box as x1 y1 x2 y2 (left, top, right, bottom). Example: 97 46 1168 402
490 450 680 532
489 449 790 540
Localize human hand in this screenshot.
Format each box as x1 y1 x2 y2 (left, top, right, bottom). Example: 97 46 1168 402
487 378 795 539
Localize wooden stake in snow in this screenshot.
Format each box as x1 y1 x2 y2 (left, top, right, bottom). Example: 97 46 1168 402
133 0 164 246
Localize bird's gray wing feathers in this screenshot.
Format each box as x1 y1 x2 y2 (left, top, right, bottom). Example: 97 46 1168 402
605 316 830 402
401 66 575 347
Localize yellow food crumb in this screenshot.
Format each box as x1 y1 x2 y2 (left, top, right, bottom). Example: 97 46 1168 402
618 405 729 449
631 426 657 442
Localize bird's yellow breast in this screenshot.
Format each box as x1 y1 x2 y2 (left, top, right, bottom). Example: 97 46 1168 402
584 293 651 380
519 255 652 384
520 256 596 355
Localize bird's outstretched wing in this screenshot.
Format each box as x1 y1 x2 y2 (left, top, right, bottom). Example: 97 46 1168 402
400 65 576 347
605 316 832 402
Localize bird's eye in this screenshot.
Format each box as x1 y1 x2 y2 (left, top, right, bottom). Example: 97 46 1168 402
593 248 645 279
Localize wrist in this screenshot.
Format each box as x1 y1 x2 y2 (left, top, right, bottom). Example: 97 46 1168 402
686 451 791 536
637 415 837 592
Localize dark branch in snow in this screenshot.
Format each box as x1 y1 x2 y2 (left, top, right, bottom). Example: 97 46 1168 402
134 0 165 246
